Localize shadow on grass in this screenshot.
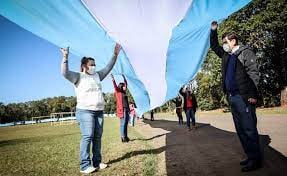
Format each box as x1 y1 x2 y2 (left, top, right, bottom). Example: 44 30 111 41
107 146 166 165
0 132 78 147
129 133 166 141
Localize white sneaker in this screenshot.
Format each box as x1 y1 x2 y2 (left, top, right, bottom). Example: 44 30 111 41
80 166 96 174
95 163 108 170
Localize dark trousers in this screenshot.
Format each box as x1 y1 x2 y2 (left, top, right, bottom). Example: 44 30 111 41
176 108 183 124
229 94 261 161
185 108 195 127
120 108 129 138
150 112 154 121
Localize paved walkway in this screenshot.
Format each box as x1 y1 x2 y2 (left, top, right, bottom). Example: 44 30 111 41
135 113 287 176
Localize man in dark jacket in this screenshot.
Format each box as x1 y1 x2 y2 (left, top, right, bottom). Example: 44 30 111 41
210 21 261 172
172 94 184 125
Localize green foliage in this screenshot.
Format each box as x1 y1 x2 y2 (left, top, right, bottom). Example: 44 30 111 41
0 96 76 123
103 92 116 114
154 100 175 113
196 52 224 110
126 89 135 105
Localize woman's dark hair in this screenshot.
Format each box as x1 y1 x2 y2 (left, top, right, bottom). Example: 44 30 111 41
222 32 239 45
118 82 125 92
80 57 95 72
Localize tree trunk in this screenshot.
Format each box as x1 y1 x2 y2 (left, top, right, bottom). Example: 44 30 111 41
281 86 287 107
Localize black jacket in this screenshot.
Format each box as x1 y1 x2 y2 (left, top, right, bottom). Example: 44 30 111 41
172 97 183 108
210 29 259 102
179 88 198 113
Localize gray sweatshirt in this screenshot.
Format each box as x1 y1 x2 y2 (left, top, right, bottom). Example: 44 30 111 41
61 55 117 84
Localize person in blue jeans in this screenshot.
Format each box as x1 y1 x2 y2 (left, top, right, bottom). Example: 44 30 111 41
180 87 198 131
210 21 261 172
129 103 137 127
61 43 121 174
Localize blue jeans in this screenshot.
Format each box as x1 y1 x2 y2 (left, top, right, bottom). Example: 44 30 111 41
229 95 261 161
185 108 195 128
120 108 129 138
76 109 104 170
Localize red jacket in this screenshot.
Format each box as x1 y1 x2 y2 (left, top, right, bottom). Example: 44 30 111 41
186 97 193 108
112 76 128 118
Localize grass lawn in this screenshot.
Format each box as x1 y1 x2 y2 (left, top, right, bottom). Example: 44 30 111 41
0 118 157 176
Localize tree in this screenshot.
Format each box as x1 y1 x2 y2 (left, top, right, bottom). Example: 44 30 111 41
195 52 224 110
0 96 78 123
103 93 116 114
0 102 7 123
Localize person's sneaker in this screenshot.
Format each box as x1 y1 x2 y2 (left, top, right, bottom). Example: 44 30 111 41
80 166 96 174
95 163 108 170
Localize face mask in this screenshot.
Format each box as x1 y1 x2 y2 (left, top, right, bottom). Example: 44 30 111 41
87 66 96 75
223 43 232 53
121 85 126 91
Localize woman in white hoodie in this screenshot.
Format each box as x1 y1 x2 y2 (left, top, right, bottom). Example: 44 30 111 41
61 44 121 174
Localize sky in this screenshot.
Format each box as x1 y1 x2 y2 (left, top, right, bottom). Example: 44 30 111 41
0 15 114 104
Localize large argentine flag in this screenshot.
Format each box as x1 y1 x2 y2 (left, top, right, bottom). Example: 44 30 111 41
0 0 251 115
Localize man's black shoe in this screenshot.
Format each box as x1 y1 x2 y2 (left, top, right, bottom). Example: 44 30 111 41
125 137 130 142
240 158 249 165
241 160 262 172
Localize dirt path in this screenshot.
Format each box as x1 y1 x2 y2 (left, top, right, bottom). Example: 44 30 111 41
135 113 287 176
